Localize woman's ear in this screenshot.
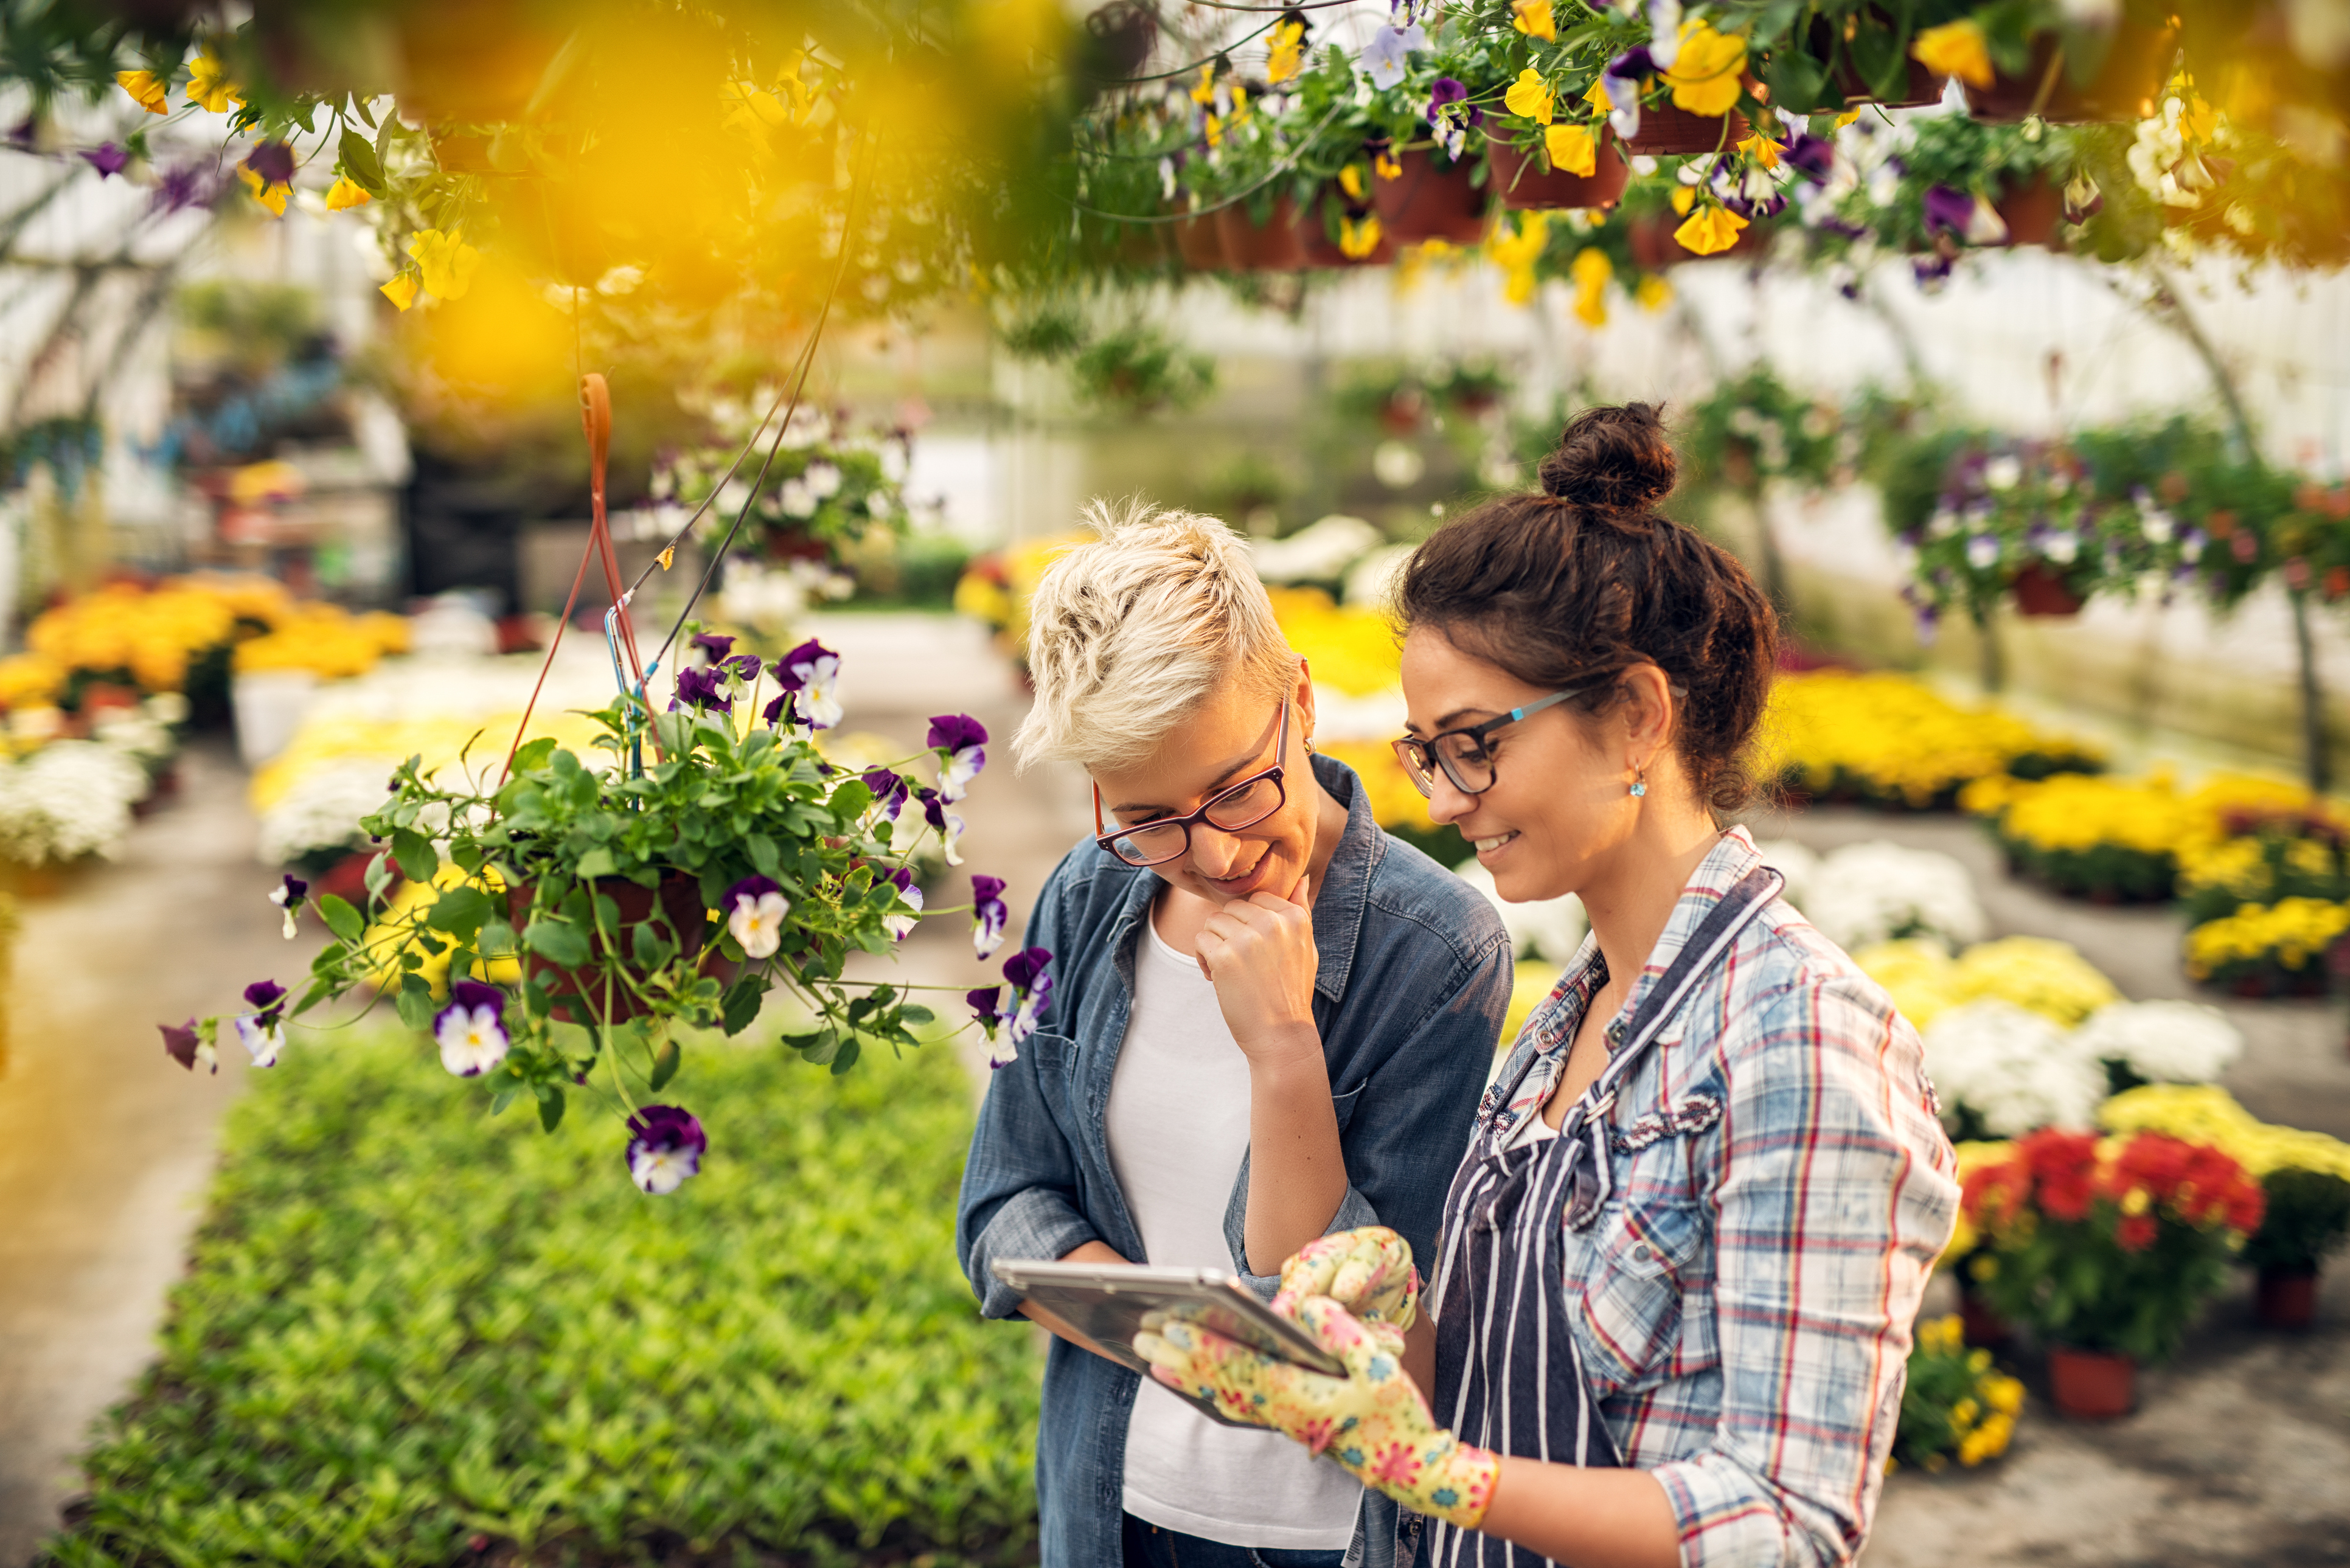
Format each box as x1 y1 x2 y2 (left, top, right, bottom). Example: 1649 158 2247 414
1618 664 1677 768
1293 656 1318 750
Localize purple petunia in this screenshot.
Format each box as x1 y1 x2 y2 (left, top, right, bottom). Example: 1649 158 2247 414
672 665 731 713
269 873 308 938
971 874 1009 960
434 979 510 1077
928 713 988 803
726 873 790 959
626 1104 707 1194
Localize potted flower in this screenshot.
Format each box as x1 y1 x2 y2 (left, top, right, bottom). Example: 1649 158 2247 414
1893 1314 2026 1471
656 405 911 567
2244 1168 2350 1329
161 639 1052 1191
1962 1128 2265 1418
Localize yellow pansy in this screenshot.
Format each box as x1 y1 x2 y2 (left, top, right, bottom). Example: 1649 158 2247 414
1490 211 1547 304
1191 63 1217 106
406 228 482 300
1670 184 1698 215
1570 246 1611 327
1544 121 1597 176
1374 149 1402 181
237 165 289 218
1674 203 1747 255
380 271 422 311
116 70 170 115
1505 69 1556 125
325 176 372 212
1663 19 1747 117
720 80 793 142
1912 19 1994 91
184 47 242 113
1512 0 1556 43
1737 131 1782 168
1204 113 1224 148
1339 165 1367 201
1583 77 1616 114
1266 19 1305 85
1636 272 1673 311
1835 106 1863 129
1339 213 1382 260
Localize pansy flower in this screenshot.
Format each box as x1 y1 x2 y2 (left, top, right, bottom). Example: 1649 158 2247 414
82 142 128 178
972 874 1009 960
161 1017 216 1075
1424 78 1481 161
269 873 308 938
917 786 967 866
1360 23 1425 91
626 1104 707 1194
726 874 790 959
236 979 287 1067
771 639 843 729
884 868 923 942
671 665 731 713
928 713 988 802
861 767 909 817
1924 184 2008 245
992 946 1055 1067
689 631 737 666
967 984 1004 1042
434 979 510 1077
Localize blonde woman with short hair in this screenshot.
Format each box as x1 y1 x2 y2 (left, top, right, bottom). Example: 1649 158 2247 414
959 501 1514 1568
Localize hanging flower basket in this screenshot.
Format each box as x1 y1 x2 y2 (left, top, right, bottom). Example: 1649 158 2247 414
1967 22 2178 122
509 871 741 1028
1372 148 1488 245
2045 1345 2136 1420
1996 175 2066 248
1623 105 1748 158
1627 209 1766 269
1173 210 1227 270
2254 1264 2320 1330
2012 561 2087 616
1486 137 1630 212
1215 195 1308 270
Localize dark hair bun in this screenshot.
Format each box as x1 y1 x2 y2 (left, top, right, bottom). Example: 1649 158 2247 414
1537 402 1677 514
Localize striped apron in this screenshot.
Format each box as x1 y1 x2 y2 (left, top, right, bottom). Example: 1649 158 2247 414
1411 867 1783 1568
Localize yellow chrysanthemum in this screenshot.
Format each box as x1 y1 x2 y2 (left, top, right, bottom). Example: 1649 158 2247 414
2101 1083 2350 1180
1912 19 1994 91
1663 19 1748 118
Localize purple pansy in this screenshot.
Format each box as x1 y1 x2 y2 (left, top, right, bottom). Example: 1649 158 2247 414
151 164 212 215
861 767 909 816
237 980 288 1067
1784 134 1837 181
1360 23 1426 91
1924 184 2007 245
725 653 763 681
161 1018 215 1075
726 873 790 959
883 867 923 942
770 639 843 729
672 665 731 713
243 140 296 186
626 1104 707 1194
434 979 510 1077
269 873 308 938
82 142 128 178
689 631 737 664
972 873 1009 960
917 786 966 866
992 946 1055 1068
928 713 988 803
1425 77 1481 159
967 985 1003 1039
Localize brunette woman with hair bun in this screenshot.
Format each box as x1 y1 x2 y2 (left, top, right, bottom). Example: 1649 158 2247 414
1139 405 1959 1568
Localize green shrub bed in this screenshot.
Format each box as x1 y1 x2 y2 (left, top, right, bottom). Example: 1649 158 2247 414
37 1033 1040 1567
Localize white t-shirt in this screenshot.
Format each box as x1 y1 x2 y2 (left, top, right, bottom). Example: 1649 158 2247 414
1105 912 1363 1550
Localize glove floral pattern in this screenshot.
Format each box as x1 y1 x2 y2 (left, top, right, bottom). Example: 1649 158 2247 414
1272 1224 1421 1328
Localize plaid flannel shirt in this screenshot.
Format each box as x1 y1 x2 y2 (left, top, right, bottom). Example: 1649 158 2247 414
1470 828 1957 1568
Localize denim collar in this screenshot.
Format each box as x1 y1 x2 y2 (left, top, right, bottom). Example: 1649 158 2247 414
1104 752 1382 1007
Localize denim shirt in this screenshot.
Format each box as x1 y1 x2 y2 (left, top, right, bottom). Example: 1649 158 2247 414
956 755 1512 1568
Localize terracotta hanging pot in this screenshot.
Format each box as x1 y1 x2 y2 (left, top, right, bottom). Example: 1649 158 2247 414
2255 1265 2320 1330
1173 210 1228 271
1215 195 1309 270
1372 148 1489 245
1623 103 1749 158
509 870 740 1028
2046 1345 2136 1420
1626 208 1768 269
2012 561 2086 616
1486 137 1630 212
1967 22 2178 122
1997 174 2066 247
1291 198 1394 266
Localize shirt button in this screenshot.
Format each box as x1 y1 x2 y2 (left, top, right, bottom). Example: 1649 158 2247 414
1632 1243 1654 1261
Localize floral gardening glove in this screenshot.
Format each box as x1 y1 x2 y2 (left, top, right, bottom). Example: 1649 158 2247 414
1272 1225 1420 1331
1134 1294 1499 1530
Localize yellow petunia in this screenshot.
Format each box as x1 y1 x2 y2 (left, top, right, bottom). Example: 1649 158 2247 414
1571 246 1611 327
1266 19 1305 85
406 228 482 300
116 69 170 115
1912 19 1994 91
1543 120 1597 176
380 271 422 311
1663 19 1748 117
1636 272 1674 311
184 47 242 113
1505 68 1556 125
1512 0 1557 43
237 165 289 218
1674 203 1748 255
1339 213 1383 260
325 176 372 212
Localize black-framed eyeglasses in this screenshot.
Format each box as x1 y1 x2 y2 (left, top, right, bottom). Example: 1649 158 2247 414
1392 685 1593 798
1093 699 1289 868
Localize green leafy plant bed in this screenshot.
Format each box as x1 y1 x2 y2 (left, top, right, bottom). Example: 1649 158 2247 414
36 1033 1041 1568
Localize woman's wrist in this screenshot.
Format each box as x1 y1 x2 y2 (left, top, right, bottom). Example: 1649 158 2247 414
1239 1020 1327 1079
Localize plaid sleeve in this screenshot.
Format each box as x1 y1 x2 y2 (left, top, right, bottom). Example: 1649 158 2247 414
1649 973 1958 1568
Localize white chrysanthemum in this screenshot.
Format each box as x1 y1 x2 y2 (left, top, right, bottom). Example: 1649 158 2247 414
1454 858 1588 964
2072 999 2242 1086
1799 840 1986 952
0 741 147 864
1924 999 2105 1136
257 760 397 866
1751 839 1821 911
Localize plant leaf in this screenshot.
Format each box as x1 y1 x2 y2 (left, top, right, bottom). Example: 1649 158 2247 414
391 827 439 883
318 893 364 943
649 1038 682 1091
524 919 591 968
538 1086 566 1133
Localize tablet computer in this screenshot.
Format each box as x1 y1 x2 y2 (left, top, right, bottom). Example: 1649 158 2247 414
989 1258 1348 1420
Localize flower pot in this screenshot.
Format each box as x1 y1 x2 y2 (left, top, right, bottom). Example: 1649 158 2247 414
510 871 740 1027
1486 137 1630 212
1372 148 1489 245
1627 209 1767 269
1291 200 1394 266
2255 1265 2320 1330
1967 23 2178 123
2011 561 2085 616
1997 175 2066 248
1624 104 1748 158
2046 1345 2136 1420
1215 196 1308 270
1172 211 1226 271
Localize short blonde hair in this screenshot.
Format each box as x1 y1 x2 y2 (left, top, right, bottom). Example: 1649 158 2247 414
1014 499 1295 774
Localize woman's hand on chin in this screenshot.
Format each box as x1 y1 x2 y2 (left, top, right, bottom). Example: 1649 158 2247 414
1195 872 1321 1064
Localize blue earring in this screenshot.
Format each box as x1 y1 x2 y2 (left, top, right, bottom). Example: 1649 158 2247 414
1629 767 1647 799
